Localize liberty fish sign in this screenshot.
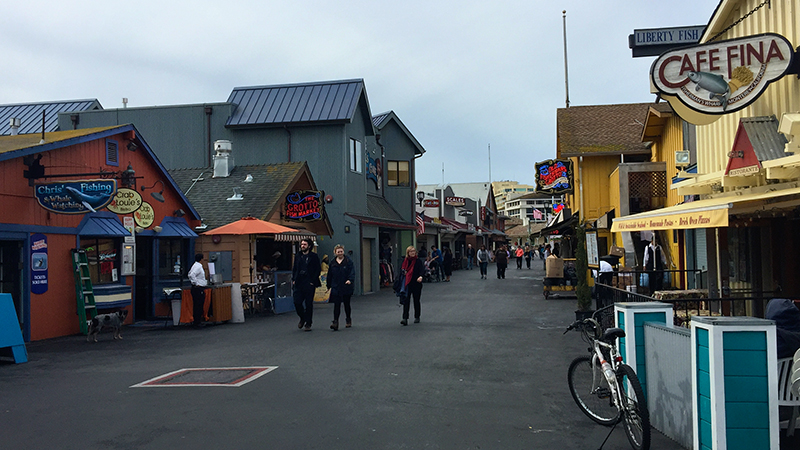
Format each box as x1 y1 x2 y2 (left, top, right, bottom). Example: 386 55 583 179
651 33 794 115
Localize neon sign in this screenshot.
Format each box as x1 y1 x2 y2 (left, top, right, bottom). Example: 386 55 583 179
535 159 574 194
285 190 325 222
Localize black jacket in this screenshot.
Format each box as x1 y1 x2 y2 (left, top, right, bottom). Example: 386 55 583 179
403 257 425 289
292 251 321 290
326 256 355 297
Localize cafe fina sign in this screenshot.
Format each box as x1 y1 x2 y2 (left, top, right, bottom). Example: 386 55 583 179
651 33 794 116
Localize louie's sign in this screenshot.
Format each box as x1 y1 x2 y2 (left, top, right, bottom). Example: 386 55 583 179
651 33 794 117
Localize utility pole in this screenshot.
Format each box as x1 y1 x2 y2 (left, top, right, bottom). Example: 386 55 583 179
562 10 570 108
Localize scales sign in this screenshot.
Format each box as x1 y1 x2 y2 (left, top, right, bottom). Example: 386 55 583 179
651 33 794 115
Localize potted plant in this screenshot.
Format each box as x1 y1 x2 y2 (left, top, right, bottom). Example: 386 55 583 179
575 225 593 320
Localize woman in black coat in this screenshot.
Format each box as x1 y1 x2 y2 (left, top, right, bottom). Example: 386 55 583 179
326 244 355 331
400 245 425 326
442 247 453 282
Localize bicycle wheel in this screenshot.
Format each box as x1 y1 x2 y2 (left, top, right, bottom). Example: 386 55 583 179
616 364 651 450
567 356 619 426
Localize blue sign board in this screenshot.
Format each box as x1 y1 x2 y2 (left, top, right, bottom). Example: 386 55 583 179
30 233 48 295
35 180 116 214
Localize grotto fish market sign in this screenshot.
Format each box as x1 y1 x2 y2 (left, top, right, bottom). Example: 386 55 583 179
35 180 116 214
651 33 794 115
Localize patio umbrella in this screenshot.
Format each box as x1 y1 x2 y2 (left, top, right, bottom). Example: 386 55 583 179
202 217 296 235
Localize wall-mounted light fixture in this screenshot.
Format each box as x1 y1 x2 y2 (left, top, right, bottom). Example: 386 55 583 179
153 225 163 233
173 209 185 217
120 163 136 189
344 225 350 233
141 180 165 202
126 141 138 152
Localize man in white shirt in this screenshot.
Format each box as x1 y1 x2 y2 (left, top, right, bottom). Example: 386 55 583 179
188 253 208 327
643 236 667 294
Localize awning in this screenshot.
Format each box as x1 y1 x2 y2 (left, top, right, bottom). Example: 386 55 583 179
273 232 317 242
611 186 800 232
539 214 578 236
77 212 131 237
158 217 198 238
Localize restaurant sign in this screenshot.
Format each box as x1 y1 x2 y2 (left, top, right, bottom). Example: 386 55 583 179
611 208 728 232
445 196 465 207
535 159 574 194
651 33 794 116
423 199 440 208
106 188 143 214
285 190 325 222
35 180 116 214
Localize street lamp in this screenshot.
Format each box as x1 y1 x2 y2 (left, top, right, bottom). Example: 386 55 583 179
416 191 425 206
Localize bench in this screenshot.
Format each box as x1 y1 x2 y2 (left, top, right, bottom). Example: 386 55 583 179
778 353 800 436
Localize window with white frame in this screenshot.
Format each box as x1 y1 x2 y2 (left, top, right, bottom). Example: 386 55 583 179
349 138 362 173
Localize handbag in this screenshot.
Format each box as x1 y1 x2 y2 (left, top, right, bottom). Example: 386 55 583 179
393 269 406 296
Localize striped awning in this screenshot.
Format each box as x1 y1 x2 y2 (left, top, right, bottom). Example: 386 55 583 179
273 232 316 242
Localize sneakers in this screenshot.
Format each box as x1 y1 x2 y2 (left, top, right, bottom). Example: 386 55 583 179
330 320 338 331
304 324 312 331
298 319 305 329
400 319 408 326
414 318 420 323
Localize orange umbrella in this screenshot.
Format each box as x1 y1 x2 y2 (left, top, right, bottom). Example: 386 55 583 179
203 217 296 235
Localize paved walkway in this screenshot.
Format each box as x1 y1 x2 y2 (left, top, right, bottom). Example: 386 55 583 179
0 258 713 448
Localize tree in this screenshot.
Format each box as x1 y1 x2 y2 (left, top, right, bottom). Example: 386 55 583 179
575 225 592 312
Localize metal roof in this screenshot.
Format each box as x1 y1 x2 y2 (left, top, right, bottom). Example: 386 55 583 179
0 99 102 136
739 115 789 162
372 110 425 156
226 79 365 127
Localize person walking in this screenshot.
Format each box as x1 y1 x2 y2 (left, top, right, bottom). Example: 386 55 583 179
476 245 490 279
188 253 208 328
326 244 355 331
443 247 453 282
466 244 475 270
542 244 551 270
400 246 424 325
292 238 321 331
429 245 443 281
494 245 509 279
524 244 532 269
643 235 667 294
515 246 524 269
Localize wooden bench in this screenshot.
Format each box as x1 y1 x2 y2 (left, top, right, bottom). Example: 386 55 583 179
778 354 800 436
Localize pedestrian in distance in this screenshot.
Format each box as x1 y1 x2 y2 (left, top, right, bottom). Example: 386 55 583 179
524 244 532 269
494 245 509 279
400 246 424 326
443 246 453 282
515 246 524 269
466 243 475 270
326 244 355 331
292 238 322 331
430 245 443 281
188 253 208 328
476 245 490 279
643 235 667 294
542 244 551 270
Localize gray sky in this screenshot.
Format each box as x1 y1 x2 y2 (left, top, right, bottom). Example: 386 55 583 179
1 1 719 185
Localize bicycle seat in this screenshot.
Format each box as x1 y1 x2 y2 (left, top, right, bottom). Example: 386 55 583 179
601 327 625 343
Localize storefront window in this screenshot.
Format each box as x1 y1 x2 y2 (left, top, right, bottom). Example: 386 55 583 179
387 160 409 186
159 239 185 278
80 238 119 285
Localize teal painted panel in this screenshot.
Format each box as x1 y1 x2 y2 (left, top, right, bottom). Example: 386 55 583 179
634 312 667 341
698 369 711 397
724 376 769 402
618 311 625 328
636 345 646 363
699 419 713 449
723 331 767 351
723 349 768 377
725 402 770 428
697 346 710 372
701 446 712 450
699 395 712 419
697 327 709 347
726 428 770 450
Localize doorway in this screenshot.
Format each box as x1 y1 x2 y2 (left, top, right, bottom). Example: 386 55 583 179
0 240 24 333
362 238 372 293
134 237 153 321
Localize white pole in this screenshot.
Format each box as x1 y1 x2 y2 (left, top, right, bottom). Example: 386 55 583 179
562 10 570 108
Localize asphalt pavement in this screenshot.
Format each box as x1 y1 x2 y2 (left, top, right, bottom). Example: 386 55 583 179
2 258 690 449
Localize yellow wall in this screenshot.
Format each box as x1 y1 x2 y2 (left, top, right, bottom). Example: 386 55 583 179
696 0 800 174
570 155 622 224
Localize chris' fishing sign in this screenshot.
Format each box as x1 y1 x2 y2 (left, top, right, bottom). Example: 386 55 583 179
651 33 794 116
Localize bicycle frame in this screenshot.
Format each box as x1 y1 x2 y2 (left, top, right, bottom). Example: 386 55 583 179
589 337 624 413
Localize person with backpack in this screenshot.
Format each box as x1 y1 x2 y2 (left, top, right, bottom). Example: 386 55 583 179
476 245 490 279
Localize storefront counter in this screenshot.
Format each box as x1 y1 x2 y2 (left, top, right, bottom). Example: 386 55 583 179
178 284 233 324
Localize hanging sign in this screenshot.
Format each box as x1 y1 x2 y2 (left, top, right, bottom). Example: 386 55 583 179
651 33 794 117
423 199 440 208
445 196 465 206
35 180 116 214
285 190 325 222
30 233 48 295
535 159 574 194
106 188 143 214
134 201 155 228
365 153 382 190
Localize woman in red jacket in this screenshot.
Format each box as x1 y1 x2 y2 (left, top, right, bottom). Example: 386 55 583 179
400 245 425 326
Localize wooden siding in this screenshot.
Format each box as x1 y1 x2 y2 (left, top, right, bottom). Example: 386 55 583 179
696 0 800 175
722 330 770 449
695 327 712 450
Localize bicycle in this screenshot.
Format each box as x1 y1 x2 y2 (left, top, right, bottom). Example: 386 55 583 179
564 307 651 450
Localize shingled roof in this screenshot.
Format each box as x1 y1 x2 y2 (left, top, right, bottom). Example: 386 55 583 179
168 162 331 235
557 103 653 157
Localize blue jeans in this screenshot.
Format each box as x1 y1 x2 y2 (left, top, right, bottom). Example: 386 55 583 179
467 256 473 270
479 262 488 277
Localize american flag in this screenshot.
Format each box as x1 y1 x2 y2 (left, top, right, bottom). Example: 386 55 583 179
532 208 542 220
416 213 425 236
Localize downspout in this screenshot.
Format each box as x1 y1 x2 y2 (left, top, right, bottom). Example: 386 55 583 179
579 156 584 225
204 106 213 167
284 126 292 162
376 133 386 199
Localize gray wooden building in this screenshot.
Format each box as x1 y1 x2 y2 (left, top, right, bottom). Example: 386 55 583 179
60 79 425 294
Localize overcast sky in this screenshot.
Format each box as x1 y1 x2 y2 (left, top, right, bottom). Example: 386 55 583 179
1 1 719 186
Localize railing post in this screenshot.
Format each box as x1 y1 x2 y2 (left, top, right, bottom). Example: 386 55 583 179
614 302 673 400
690 316 778 450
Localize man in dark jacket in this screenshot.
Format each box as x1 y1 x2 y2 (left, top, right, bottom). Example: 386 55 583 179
292 238 321 331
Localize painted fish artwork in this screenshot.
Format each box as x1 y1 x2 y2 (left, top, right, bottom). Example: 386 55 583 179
687 71 730 110
64 187 113 213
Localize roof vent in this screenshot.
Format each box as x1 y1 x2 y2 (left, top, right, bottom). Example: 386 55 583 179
244 174 253 182
9 118 20 136
213 140 234 178
227 187 243 201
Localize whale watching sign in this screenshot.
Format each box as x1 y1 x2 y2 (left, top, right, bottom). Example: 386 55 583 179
35 180 116 214
651 33 794 116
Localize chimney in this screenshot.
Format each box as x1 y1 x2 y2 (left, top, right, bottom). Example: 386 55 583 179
212 140 234 177
9 118 20 136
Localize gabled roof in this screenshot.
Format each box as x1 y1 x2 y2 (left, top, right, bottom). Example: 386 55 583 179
738 116 789 162
168 162 332 236
557 103 653 157
226 79 371 128
372 110 425 156
0 99 102 136
641 102 674 141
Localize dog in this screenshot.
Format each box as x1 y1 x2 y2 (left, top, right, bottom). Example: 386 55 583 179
86 310 128 342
